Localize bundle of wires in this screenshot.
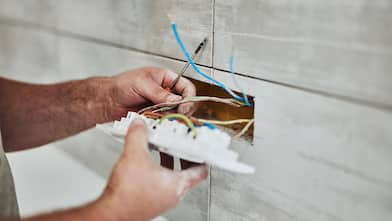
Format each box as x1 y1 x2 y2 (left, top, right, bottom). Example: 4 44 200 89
141 18 253 139
142 112 253 139
229 56 251 106
138 96 244 114
170 18 251 106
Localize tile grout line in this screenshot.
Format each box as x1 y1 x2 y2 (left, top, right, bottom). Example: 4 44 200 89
0 16 391 113
208 0 216 219
207 0 215 221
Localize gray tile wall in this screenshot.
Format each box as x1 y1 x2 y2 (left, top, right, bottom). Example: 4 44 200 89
0 1 391 220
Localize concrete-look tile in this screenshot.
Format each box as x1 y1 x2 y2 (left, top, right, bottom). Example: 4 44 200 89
214 0 392 108
55 129 122 179
0 0 57 26
56 0 213 66
57 29 214 81
7 144 106 217
3 2 392 221
0 0 213 66
210 70 392 221
0 24 59 83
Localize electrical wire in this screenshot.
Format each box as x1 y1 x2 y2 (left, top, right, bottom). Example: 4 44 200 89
201 121 217 129
229 56 251 106
198 118 253 125
160 113 197 137
142 111 163 119
170 19 249 104
142 112 252 139
138 96 243 114
151 106 176 113
234 119 254 139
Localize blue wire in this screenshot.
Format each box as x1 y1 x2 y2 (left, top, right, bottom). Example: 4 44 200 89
171 22 247 103
203 122 217 129
229 56 251 106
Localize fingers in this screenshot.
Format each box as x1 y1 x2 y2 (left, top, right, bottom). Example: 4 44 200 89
173 77 197 115
123 119 151 161
176 165 209 197
138 76 183 104
160 69 197 115
160 69 196 98
142 67 197 115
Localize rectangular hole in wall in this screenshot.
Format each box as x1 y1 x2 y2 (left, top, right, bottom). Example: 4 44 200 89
189 78 255 141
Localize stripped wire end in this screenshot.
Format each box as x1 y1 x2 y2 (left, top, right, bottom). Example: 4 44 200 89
167 14 175 24
170 19 248 104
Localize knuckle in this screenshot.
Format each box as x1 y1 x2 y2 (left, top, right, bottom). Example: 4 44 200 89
157 90 171 100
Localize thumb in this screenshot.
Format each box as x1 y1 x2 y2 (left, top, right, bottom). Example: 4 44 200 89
123 118 151 161
175 165 209 198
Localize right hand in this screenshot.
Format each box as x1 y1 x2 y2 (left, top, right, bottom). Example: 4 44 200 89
93 119 208 221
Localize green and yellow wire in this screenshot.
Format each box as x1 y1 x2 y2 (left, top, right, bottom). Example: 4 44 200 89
159 113 197 137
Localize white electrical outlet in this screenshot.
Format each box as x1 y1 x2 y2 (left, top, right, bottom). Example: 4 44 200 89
96 112 254 174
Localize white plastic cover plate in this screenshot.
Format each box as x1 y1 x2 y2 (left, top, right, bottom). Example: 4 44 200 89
96 112 255 174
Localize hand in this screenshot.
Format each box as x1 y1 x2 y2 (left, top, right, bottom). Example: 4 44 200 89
106 67 199 170
94 119 208 221
106 67 197 119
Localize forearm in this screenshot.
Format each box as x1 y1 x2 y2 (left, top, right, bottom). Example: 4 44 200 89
0 77 123 152
22 204 99 221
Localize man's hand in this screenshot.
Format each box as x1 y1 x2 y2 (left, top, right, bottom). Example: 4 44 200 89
107 67 199 170
106 67 197 120
0 67 196 151
93 119 208 221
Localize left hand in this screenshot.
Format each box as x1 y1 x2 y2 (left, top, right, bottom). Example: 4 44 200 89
106 67 197 120
104 67 198 170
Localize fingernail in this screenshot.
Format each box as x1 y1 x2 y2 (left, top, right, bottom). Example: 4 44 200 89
167 94 182 102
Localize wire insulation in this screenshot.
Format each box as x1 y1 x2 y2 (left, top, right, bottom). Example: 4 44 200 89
229 56 251 106
171 22 248 103
138 96 243 114
234 119 254 139
160 113 197 137
198 118 253 125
